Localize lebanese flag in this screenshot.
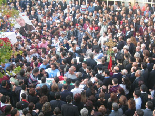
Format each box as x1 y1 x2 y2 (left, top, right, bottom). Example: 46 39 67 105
108 56 112 72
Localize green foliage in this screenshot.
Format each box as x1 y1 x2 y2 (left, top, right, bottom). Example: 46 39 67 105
6 66 21 77
0 39 12 64
106 50 115 62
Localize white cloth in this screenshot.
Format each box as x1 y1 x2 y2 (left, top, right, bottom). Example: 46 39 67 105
98 36 108 48
119 84 129 95
71 87 83 97
20 90 28 101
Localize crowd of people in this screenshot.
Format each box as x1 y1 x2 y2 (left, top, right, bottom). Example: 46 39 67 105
1 0 155 116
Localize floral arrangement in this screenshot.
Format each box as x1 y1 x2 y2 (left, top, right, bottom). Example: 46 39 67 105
0 0 19 26
0 37 12 64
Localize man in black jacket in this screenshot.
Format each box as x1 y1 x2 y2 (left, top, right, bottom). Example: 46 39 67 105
103 69 112 87
131 70 144 93
50 92 66 115
0 80 16 106
60 85 73 102
148 64 155 89
18 93 29 110
61 95 79 116
86 53 97 70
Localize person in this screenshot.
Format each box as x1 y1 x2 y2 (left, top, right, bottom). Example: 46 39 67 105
72 93 84 113
35 96 48 112
108 78 120 93
61 95 79 116
41 102 52 116
109 102 123 116
36 77 50 90
134 109 144 116
125 98 136 116
80 108 88 116
60 84 73 102
50 92 66 115
142 101 153 116
45 63 60 78
133 89 142 110
71 81 83 97
16 16 35 36
102 69 112 87
18 93 29 110
28 68 39 86
11 108 20 116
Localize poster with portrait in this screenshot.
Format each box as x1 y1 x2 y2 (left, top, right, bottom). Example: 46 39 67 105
14 13 35 37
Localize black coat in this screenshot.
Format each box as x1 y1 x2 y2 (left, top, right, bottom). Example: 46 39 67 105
86 58 97 69
50 100 66 115
102 77 112 87
129 72 136 83
117 41 125 51
112 73 122 84
125 109 136 116
140 93 148 109
141 69 149 86
147 63 153 72
148 70 155 89
72 101 84 113
131 77 144 92
129 43 136 56
18 101 29 110
125 63 132 73
61 104 79 116
28 95 39 104
60 90 73 102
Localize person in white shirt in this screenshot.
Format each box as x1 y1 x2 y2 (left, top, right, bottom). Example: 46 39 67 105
71 81 83 97
98 32 108 48
133 89 142 110
20 84 28 101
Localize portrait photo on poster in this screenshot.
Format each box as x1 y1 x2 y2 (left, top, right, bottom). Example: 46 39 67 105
15 13 35 37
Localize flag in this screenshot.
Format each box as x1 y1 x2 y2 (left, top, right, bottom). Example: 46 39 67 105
108 56 112 71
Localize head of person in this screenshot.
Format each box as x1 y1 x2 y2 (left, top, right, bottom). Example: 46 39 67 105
50 63 56 70
16 16 26 27
66 95 72 103
112 102 119 111
39 95 48 104
80 108 88 116
53 107 61 115
75 81 80 87
135 70 141 78
5 105 12 115
69 67 74 75
135 109 144 116
119 95 128 106
74 93 81 103
146 101 153 110
42 102 52 114
112 78 118 85
33 68 40 77
128 98 136 110
51 83 59 92
11 108 20 116
133 89 141 98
